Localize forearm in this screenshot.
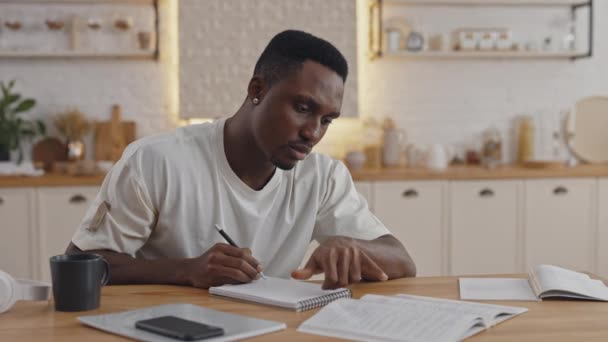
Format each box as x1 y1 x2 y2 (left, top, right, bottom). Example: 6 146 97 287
65 243 192 286
355 235 417 279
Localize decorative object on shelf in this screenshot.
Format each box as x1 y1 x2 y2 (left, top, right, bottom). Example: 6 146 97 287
565 96 608 164
406 31 425 52
382 118 406 167
0 80 46 163
53 160 102 176
53 108 92 161
45 19 65 31
114 17 132 31
32 137 68 172
481 126 503 167
94 105 136 162
87 18 102 30
385 28 402 52
362 118 383 169
517 116 535 163
4 20 22 31
137 31 152 50
344 151 366 171
427 143 449 171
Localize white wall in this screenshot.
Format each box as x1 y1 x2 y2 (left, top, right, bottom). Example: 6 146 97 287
350 0 608 162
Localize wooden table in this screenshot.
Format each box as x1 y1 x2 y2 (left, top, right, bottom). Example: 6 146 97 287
1 275 608 341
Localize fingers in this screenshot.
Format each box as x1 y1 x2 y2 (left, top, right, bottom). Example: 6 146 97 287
349 247 362 283
292 257 322 280
216 243 262 272
212 253 261 280
321 249 339 289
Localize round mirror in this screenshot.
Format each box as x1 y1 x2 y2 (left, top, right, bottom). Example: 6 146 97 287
566 96 608 163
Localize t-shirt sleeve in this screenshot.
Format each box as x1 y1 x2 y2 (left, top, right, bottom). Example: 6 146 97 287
71 152 157 257
313 160 390 243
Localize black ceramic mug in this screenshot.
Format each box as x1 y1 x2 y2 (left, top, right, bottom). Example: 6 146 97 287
49 253 110 312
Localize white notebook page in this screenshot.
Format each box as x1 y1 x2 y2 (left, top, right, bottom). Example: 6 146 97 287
298 298 483 342
364 294 527 332
459 278 539 301
533 265 608 300
209 277 348 309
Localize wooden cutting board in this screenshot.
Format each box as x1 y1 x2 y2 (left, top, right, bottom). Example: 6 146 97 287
94 105 136 161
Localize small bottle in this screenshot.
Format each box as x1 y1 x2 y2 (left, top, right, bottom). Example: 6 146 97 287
518 116 535 163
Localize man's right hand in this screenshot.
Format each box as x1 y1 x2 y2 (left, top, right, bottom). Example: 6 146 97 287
182 243 264 288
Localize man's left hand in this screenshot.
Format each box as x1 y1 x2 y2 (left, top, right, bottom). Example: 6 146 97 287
291 237 388 289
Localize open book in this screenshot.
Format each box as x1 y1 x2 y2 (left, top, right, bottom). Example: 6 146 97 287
209 277 351 312
460 264 608 301
298 294 527 342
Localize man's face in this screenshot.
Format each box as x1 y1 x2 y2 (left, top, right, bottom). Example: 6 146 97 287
251 61 344 170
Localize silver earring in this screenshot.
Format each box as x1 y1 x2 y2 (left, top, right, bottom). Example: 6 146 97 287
252 98 259 105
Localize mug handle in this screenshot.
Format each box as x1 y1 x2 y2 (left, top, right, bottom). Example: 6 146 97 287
100 257 110 286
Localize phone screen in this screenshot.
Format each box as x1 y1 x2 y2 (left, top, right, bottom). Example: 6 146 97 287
135 316 225 341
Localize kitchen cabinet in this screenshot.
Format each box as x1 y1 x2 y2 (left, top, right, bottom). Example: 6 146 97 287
373 181 445 276
0 188 36 279
449 181 521 275
597 179 608 278
37 186 100 282
524 179 595 273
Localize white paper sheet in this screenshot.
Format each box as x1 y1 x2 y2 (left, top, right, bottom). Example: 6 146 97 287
459 278 539 301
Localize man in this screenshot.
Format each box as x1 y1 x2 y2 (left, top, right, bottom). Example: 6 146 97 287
67 30 416 290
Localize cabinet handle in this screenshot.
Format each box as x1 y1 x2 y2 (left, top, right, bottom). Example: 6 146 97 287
402 189 419 198
553 186 568 195
69 194 87 204
479 188 495 198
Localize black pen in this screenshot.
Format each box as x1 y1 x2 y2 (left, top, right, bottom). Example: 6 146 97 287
214 224 266 279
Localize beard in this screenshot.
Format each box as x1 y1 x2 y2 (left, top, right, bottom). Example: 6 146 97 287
271 156 297 170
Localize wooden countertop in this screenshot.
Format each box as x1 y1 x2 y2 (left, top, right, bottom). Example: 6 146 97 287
2 274 608 341
1 164 608 187
351 164 608 181
0 174 106 188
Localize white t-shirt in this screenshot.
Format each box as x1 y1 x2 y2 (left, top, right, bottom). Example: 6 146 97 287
72 118 390 278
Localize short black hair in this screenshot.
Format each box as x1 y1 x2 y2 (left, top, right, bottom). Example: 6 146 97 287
253 30 348 86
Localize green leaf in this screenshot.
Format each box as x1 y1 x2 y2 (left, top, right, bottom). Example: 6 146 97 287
13 99 35 114
5 94 20 106
36 120 46 135
8 80 15 88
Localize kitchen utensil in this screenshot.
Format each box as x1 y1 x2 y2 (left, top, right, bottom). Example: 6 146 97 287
94 105 135 162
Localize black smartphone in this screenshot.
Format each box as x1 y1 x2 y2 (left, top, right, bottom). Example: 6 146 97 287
135 316 225 341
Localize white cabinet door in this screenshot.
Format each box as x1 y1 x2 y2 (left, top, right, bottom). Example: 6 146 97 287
599 179 608 278
0 188 36 279
596 178 608 278
373 181 445 276
37 186 100 282
450 181 521 275
354 181 373 212
525 179 595 273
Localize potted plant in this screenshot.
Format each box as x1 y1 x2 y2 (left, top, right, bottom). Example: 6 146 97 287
54 109 92 161
0 80 46 163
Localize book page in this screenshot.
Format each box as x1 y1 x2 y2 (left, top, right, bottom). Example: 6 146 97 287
209 277 349 309
459 278 539 301
533 265 608 301
298 298 483 342
363 294 527 329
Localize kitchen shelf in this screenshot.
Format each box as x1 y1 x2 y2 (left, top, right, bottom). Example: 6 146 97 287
384 51 589 59
0 0 159 59
369 0 593 61
0 51 155 59
382 0 590 6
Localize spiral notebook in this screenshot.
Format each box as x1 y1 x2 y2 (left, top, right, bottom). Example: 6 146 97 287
209 277 351 312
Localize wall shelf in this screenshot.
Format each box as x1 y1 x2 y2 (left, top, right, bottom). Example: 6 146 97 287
369 0 593 61
0 0 159 59
384 51 589 59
